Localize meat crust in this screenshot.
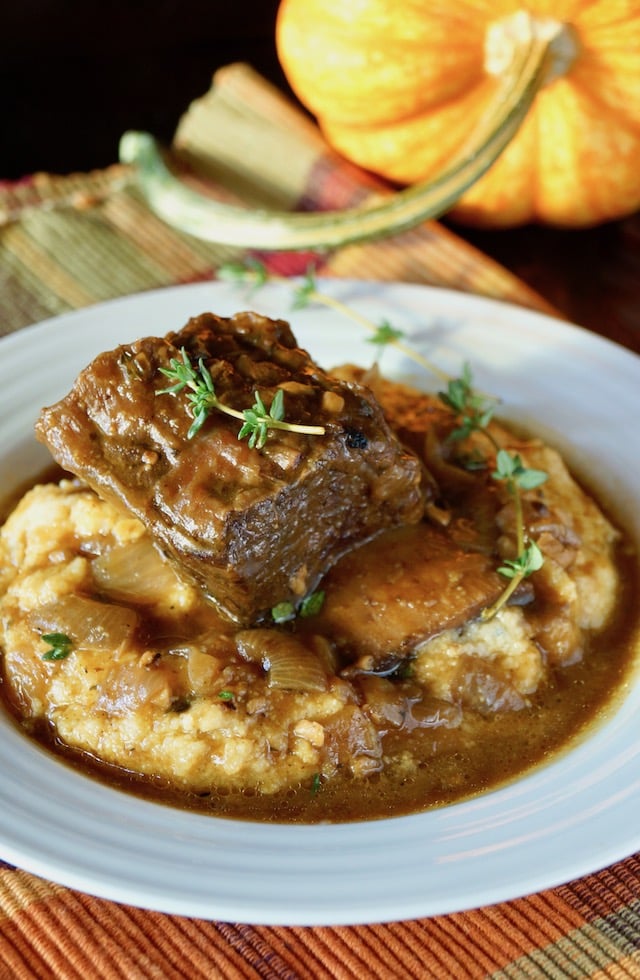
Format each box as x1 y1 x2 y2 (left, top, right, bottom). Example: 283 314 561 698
36 311 425 624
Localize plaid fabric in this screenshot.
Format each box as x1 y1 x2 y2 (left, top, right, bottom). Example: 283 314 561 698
0 64 638 979
1 857 639 979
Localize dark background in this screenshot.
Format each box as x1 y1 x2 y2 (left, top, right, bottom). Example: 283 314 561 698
3 1 639 345
2 1 285 179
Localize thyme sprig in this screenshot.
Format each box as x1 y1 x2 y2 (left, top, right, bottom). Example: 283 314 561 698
486 542 545 616
438 371 548 620
218 261 450 381
439 362 499 441
158 348 325 446
492 449 548 556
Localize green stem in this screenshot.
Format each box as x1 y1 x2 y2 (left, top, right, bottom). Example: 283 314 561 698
267 419 325 436
304 288 451 382
513 484 525 557
481 572 524 622
119 21 558 250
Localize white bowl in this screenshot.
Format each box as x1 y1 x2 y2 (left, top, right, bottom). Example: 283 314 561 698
1 279 639 925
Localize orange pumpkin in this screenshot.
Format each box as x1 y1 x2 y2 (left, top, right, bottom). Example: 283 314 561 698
276 0 640 228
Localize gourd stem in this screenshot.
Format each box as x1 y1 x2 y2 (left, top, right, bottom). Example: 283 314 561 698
119 29 557 250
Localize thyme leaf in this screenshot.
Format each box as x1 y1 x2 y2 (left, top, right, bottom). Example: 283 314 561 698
492 449 548 493
439 363 499 442
497 541 545 580
368 320 405 358
271 601 296 624
271 590 325 624
238 389 287 449
217 257 268 292
482 541 544 621
41 632 73 661
291 269 318 310
299 589 325 618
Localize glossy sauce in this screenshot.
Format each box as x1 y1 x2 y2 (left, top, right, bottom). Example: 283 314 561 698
1 457 639 825
6 525 637 825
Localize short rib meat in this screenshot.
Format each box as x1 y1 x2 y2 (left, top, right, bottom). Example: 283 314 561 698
36 312 425 624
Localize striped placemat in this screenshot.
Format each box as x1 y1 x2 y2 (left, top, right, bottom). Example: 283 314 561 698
1 854 639 979
0 64 638 980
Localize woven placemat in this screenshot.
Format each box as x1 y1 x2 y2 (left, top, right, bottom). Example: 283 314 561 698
1 856 639 979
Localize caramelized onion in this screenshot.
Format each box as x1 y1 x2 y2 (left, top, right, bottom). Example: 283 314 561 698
359 675 462 732
29 595 139 650
236 630 328 692
96 660 176 714
323 705 383 777
92 537 182 604
183 645 222 696
452 655 528 714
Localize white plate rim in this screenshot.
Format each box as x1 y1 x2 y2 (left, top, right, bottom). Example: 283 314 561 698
0 278 639 926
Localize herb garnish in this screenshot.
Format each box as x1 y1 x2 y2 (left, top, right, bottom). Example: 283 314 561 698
438 371 548 619
299 590 326 618
439 363 499 441
218 261 450 381
157 348 325 446
368 320 405 347
41 632 73 661
271 589 325 624
271 601 296 624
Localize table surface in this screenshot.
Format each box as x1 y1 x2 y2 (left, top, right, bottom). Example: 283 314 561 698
1 40 639 980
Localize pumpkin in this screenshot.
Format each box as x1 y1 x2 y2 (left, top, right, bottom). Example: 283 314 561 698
276 0 640 228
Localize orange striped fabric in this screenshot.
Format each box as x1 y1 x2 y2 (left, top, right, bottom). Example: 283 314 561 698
0 64 638 980
0 858 638 979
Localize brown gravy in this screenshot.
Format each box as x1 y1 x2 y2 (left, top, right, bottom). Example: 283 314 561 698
3 507 637 825
2 434 639 826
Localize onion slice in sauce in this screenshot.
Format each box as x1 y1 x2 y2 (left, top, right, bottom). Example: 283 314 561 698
29 595 139 650
92 537 183 605
236 630 328 692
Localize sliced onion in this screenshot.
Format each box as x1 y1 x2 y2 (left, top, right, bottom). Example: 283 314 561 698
323 705 383 777
96 660 175 714
92 537 182 605
29 595 139 650
236 629 327 692
183 645 222 696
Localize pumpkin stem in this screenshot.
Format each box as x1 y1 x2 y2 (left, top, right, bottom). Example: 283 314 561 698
119 27 563 250
485 11 580 87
